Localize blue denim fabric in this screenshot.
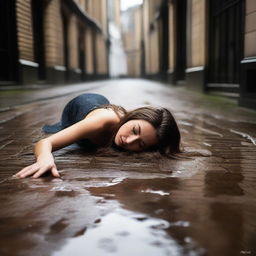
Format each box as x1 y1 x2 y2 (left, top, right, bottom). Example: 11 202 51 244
42 93 110 150
42 93 110 133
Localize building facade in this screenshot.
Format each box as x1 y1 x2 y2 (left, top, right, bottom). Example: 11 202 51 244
0 0 109 86
121 5 143 77
132 0 255 109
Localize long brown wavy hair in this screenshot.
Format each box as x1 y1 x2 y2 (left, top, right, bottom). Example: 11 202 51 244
102 104 181 156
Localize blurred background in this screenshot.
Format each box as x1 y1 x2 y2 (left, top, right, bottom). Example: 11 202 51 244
0 0 255 109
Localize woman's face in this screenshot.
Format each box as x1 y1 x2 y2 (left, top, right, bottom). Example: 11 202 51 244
114 119 158 152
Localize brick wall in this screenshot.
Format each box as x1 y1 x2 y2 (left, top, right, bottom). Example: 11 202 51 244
84 0 108 75
68 15 79 70
142 0 161 75
244 0 256 57
149 29 160 74
168 2 175 72
190 0 206 67
95 33 107 73
44 0 64 67
85 27 94 74
16 0 34 61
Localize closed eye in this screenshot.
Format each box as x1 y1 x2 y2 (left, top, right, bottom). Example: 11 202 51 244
137 124 146 149
133 124 141 135
133 126 138 135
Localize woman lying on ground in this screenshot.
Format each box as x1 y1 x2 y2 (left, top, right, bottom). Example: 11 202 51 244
15 93 181 179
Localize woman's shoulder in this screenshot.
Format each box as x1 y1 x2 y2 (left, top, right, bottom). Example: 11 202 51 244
86 108 121 126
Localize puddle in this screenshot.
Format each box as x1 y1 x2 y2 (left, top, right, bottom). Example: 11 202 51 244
141 189 170 196
1 79 256 256
194 126 223 137
203 142 212 147
52 209 199 256
230 129 256 145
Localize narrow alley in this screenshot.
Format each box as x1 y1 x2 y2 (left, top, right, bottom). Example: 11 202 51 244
1 0 256 255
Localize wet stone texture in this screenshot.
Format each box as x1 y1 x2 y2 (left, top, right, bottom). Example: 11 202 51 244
0 79 256 256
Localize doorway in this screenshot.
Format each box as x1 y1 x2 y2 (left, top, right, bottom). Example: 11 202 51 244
207 0 244 95
0 0 18 84
31 0 46 81
174 0 187 84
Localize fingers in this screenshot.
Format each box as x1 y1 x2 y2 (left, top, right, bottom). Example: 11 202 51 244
51 166 60 178
15 165 32 176
15 163 60 179
15 164 38 178
32 165 60 179
15 167 28 177
32 165 51 178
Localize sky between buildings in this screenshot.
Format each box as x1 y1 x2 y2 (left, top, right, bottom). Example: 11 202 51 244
120 0 143 11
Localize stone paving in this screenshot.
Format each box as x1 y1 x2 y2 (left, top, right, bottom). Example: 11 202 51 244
0 79 256 256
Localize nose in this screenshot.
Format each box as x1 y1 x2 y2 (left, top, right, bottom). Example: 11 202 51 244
126 134 139 144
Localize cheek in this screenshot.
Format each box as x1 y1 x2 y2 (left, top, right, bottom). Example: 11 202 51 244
114 125 126 144
118 124 130 136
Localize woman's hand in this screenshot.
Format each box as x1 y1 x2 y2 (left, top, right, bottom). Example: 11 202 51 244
15 153 60 179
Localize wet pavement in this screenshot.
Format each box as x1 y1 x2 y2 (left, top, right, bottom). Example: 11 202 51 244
0 79 256 256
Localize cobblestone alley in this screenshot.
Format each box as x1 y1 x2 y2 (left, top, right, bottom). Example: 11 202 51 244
0 79 256 256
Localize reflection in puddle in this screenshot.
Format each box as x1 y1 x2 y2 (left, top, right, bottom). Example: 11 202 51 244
178 121 193 126
194 126 223 137
230 129 256 145
50 184 74 192
53 209 189 256
141 189 170 196
203 142 212 147
169 221 190 227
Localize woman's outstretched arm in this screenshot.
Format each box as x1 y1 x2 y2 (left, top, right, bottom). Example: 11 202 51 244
15 139 59 178
15 109 119 178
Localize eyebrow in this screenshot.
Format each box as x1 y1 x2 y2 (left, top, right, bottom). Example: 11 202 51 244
137 124 146 148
